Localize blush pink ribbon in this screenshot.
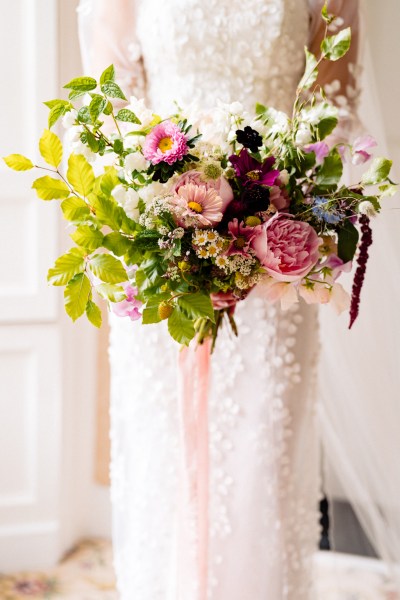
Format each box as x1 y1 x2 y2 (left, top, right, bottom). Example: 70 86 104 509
177 337 212 600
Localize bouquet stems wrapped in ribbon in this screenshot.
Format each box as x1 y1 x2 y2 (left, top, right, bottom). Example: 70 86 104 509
4 8 396 350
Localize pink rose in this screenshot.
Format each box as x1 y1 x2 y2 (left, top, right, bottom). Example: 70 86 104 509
173 170 233 212
252 216 321 282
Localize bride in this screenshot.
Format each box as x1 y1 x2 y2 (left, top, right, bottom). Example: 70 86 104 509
77 1 360 598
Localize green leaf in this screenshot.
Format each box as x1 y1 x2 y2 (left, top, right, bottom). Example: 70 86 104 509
44 99 71 109
89 94 107 122
67 154 95 197
321 1 330 22
316 151 343 189
177 292 215 322
255 102 267 115
379 183 397 198
96 283 126 302
316 116 338 140
321 27 351 62
168 307 195 346
337 220 359 263
100 81 127 100
91 194 122 230
32 176 70 200
77 106 91 124
86 300 102 327
48 103 68 128
99 168 119 196
103 232 133 256
89 254 128 284
361 157 393 186
3 154 34 171
142 305 162 324
103 101 113 115
48 248 86 286
68 89 87 101
100 65 115 85
61 196 90 221
298 48 318 90
39 129 63 167
64 76 97 92
71 225 104 250
115 109 141 124
64 273 91 322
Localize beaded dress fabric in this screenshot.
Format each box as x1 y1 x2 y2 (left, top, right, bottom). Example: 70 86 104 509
77 1 360 598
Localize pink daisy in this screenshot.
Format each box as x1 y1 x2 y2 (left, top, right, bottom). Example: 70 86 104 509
226 218 261 256
172 183 223 228
143 121 188 165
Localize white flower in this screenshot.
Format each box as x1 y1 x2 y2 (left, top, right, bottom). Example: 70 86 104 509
228 101 244 115
71 140 96 163
127 96 154 130
301 102 338 126
62 109 77 129
124 151 148 173
359 201 377 218
139 181 166 204
279 169 290 185
295 124 312 146
113 185 140 220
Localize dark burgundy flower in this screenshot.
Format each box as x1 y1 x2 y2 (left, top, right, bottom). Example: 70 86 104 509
236 126 263 153
229 148 279 187
349 215 373 329
242 185 270 213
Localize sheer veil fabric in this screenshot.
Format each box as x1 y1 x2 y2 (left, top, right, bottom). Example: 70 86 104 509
77 0 400 597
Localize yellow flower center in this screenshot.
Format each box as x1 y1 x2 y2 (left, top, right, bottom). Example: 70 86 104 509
188 201 203 213
158 137 173 152
246 170 261 180
235 236 246 249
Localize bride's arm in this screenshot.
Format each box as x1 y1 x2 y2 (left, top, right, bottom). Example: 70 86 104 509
308 0 361 133
77 0 145 97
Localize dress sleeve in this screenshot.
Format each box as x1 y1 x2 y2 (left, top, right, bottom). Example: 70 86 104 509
77 0 146 98
308 0 361 135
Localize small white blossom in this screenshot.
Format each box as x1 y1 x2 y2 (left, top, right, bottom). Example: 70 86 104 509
113 185 140 220
62 109 78 129
71 140 97 162
279 169 290 185
124 151 148 173
126 96 154 130
359 201 377 218
295 124 312 146
139 181 167 204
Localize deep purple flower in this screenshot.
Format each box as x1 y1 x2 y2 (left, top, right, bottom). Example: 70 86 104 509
349 215 373 329
229 148 280 187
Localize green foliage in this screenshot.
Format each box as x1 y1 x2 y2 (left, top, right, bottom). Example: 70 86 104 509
91 194 122 230
298 48 318 90
168 307 196 346
86 300 102 327
67 154 95 197
103 232 133 256
99 64 115 85
39 129 63 167
361 157 392 186
89 94 107 122
115 109 141 124
32 176 70 200
321 28 351 61
316 116 338 140
47 248 86 286
315 151 343 190
71 225 104 251
89 254 128 283
96 283 126 302
45 100 72 128
3 154 34 171
64 76 97 92
142 305 162 324
61 196 90 221
64 273 91 321
100 81 127 100
177 292 215 322
338 220 359 263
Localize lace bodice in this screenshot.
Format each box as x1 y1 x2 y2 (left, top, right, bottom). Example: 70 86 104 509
136 0 309 114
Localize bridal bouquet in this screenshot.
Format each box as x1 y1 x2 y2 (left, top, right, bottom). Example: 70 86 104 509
4 8 396 347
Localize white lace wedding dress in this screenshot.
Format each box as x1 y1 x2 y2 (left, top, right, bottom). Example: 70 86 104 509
78 1 360 598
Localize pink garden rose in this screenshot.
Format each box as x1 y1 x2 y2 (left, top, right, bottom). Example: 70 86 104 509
252 216 321 282
173 170 234 212
143 121 188 165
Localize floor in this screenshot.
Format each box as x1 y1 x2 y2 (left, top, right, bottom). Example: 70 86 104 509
0 538 399 599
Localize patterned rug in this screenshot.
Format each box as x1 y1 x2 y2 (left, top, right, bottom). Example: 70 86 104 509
0 539 398 599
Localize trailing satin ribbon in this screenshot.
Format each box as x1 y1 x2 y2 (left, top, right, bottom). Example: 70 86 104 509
177 337 212 600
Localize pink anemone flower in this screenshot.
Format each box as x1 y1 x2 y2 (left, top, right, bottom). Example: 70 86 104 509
172 183 223 228
143 121 188 165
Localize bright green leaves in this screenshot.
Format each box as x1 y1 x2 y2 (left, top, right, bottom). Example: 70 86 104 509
100 81 127 101
39 129 63 167
316 116 338 140
89 94 107 122
298 48 318 91
44 99 73 128
99 64 115 85
177 292 215 322
96 283 126 303
48 248 86 286
3 154 34 171
321 27 351 61
67 154 95 197
64 273 91 321
168 308 195 346
361 157 393 186
32 176 70 200
86 300 102 327
338 220 359 263
61 196 90 221
71 225 104 251
316 151 343 191
64 76 97 101
115 109 141 124
88 254 128 284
